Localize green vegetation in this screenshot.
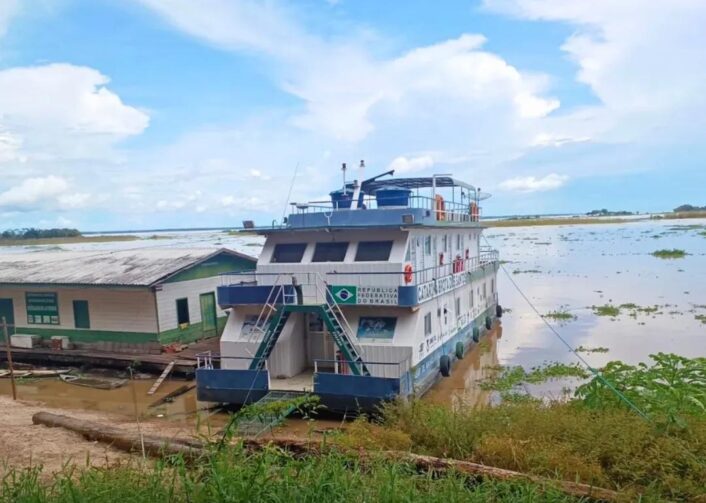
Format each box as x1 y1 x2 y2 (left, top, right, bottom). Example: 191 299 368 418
673 204 706 212
490 216 635 228
480 362 589 396
696 314 706 325
0 447 574 503
543 310 577 321
511 268 541 274
592 304 621 317
651 249 688 259
575 346 609 353
0 228 81 240
586 209 634 216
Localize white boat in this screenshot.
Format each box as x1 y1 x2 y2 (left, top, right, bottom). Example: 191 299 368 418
196 168 501 411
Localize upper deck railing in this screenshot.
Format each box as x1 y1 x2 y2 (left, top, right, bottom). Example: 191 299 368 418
289 193 482 225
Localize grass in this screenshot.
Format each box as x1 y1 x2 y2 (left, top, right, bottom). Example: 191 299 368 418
651 248 688 259
488 216 636 228
0 447 576 503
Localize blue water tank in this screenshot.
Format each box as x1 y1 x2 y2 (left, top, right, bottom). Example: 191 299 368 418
330 189 365 209
375 186 411 207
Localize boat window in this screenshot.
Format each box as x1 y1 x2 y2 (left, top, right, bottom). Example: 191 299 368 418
176 298 190 325
357 316 397 339
469 289 474 308
312 242 349 262
424 313 432 336
424 236 432 256
355 241 393 261
272 243 307 263
442 235 448 252
455 298 461 317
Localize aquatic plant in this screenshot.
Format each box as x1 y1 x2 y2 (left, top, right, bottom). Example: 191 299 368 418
543 310 576 321
576 353 706 425
480 362 589 394
592 304 620 317
651 248 688 258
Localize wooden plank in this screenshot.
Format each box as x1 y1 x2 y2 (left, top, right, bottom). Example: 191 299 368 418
147 360 175 395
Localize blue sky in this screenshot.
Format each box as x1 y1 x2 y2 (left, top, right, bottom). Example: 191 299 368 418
0 0 705 230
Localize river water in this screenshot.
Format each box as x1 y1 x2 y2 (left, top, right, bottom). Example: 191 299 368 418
2 218 704 421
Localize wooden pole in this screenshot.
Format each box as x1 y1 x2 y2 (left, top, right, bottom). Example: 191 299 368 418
2 317 17 401
129 367 146 459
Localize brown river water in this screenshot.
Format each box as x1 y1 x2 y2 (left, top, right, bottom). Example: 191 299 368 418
2 218 705 428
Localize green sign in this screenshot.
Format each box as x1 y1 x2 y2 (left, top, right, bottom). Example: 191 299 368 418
26 292 60 325
331 285 357 305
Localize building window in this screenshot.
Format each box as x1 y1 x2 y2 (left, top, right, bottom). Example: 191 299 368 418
176 298 190 325
491 279 495 294
483 283 487 299
456 234 462 250
424 236 432 256
271 243 307 263
26 292 59 325
455 297 461 318
424 313 432 336
355 241 393 261
442 235 448 252
470 289 474 308
72 300 90 329
312 242 349 262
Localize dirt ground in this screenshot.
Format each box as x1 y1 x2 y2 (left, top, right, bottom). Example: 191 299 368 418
0 395 198 476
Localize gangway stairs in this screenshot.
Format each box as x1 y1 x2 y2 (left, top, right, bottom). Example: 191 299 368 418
236 390 308 437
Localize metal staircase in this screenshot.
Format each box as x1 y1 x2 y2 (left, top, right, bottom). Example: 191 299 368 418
246 274 370 377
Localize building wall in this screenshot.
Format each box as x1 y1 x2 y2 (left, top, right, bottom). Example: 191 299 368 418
0 285 158 342
156 276 229 343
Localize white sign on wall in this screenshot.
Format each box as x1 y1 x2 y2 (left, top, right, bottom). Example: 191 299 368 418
357 286 399 305
416 271 470 303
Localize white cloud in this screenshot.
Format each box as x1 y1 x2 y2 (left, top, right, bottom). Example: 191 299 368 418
498 173 568 193
0 64 149 164
0 175 69 208
389 155 434 174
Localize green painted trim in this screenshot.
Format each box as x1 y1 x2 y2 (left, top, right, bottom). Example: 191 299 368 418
158 316 227 344
14 326 158 344
164 253 256 283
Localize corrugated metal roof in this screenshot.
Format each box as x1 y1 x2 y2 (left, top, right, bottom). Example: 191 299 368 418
0 248 255 287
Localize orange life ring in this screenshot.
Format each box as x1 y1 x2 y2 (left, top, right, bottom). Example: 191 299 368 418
404 264 414 284
435 195 446 221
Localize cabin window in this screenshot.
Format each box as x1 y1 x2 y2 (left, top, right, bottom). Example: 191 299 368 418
424 236 432 256
424 313 432 336
312 242 349 262
491 279 495 294
456 234 462 250
469 289 474 308
442 235 448 252
271 243 307 263
355 241 393 261
483 283 487 299
455 298 461 318
176 298 190 325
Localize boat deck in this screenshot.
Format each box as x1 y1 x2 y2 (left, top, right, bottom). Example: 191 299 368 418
269 369 315 392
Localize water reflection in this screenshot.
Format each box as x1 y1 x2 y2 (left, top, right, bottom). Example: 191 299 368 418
425 327 501 409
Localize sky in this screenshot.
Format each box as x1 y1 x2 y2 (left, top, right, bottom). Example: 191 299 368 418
0 0 705 231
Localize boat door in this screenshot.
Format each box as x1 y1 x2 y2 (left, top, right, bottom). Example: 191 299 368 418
199 292 218 336
0 298 15 335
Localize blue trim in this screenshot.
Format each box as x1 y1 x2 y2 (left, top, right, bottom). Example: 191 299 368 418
314 372 400 399
217 284 296 307
195 368 269 404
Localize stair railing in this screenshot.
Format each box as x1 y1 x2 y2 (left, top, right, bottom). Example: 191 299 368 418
248 274 284 343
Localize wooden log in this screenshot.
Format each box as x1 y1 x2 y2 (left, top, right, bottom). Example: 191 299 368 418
148 384 195 408
32 413 618 501
32 412 206 459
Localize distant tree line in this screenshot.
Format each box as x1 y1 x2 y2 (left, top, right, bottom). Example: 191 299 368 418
0 228 82 240
673 204 706 212
586 209 634 216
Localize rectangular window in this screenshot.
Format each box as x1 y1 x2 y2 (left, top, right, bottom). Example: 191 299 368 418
470 289 474 308
491 279 495 294
176 298 190 325
455 298 461 318
483 283 487 299
271 243 307 263
312 242 349 262
355 241 393 261
424 312 432 336
26 292 59 325
72 300 90 329
442 235 448 252
456 234 462 250
424 236 432 256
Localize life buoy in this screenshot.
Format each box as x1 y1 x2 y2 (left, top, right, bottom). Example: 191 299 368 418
403 264 414 284
435 195 446 221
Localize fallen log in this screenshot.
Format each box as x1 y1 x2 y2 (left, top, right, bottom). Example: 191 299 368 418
148 384 195 408
32 412 206 459
32 413 618 501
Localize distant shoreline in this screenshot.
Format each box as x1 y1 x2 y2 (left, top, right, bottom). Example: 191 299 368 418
0 235 140 247
487 211 706 228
